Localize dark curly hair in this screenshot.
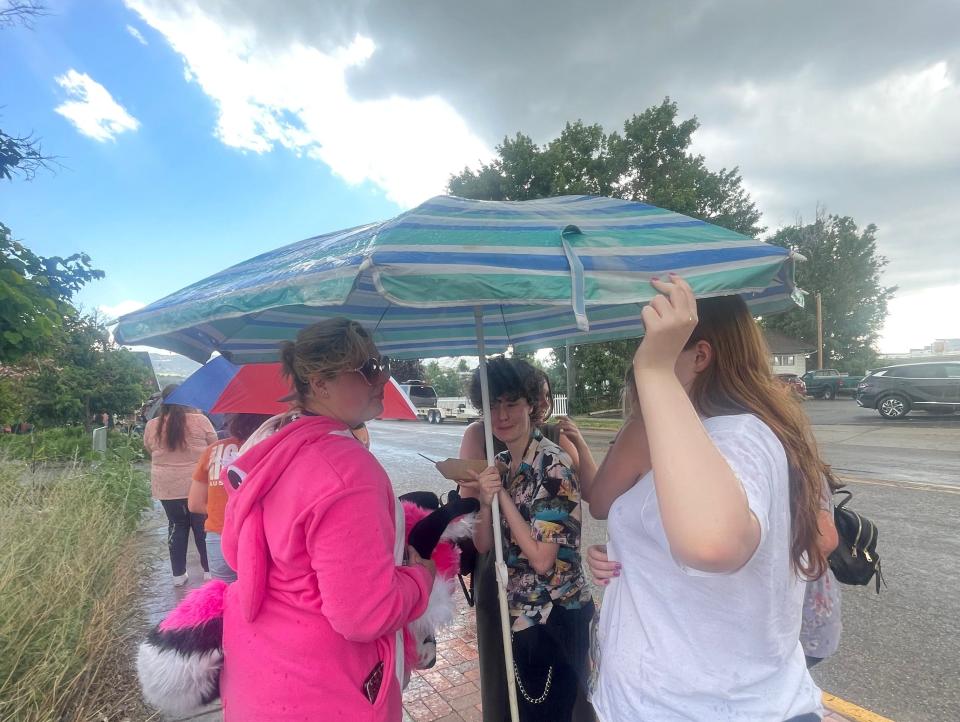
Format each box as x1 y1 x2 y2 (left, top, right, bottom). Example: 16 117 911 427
468 357 541 418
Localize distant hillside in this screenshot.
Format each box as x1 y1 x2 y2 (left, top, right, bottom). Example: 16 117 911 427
148 353 201 385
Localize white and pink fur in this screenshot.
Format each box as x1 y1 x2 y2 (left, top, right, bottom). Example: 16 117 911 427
136 580 228 716
401 500 477 674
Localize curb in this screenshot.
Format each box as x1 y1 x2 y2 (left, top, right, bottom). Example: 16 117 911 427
824 692 895 722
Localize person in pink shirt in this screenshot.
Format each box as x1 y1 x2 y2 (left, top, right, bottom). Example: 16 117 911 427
218 318 436 722
144 385 218 586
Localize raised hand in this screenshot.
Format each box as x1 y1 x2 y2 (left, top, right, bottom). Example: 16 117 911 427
556 415 586 449
634 274 699 375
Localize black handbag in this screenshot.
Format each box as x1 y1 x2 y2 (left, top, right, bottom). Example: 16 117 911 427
828 489 884 592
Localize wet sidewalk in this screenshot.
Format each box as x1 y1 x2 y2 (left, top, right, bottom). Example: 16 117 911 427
139 503 866 722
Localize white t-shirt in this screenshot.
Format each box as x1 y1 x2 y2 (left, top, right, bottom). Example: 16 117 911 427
592 414 822 722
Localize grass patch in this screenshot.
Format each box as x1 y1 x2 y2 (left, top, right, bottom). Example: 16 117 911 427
570 415 624 432
0 427 145 466
0 445 151 721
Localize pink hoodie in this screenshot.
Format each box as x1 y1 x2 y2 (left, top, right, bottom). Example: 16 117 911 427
219 415 431 721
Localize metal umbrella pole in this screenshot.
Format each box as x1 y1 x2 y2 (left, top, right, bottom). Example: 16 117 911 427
474 307 520 722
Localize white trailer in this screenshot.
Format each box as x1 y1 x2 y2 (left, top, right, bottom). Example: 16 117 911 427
432 396 482 423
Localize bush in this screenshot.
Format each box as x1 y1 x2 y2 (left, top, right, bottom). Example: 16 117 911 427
0 427 145 465
0 449 151 720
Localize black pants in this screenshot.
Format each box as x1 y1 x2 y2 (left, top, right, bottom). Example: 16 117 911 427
474 551 596 722
511 600 595 722
160 498 208 576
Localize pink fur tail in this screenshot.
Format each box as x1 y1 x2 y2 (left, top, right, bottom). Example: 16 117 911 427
137 580 227 716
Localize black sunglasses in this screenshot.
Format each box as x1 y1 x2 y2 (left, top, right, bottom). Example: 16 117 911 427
352 356 392 385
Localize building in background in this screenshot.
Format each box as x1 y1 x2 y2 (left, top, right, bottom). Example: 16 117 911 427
762 329 815 376
879 338 960 361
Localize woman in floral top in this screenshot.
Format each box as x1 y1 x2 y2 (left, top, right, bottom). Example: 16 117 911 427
462 357 594 722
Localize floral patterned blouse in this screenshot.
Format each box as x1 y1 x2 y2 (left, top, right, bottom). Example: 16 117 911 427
496 429 591 631
800 485 843 659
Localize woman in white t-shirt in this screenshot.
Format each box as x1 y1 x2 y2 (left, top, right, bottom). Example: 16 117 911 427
586 275 834 722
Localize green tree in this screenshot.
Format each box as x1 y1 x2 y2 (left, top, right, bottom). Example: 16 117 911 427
450 98 764 408
391 358 424 383
0 369 27 425
1 223 104 362
422 360 465 397
763 214 896 374
23 315 154 428
450 98 763 236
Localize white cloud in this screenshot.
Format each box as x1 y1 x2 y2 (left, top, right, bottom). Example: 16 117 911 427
54 70 141 142
124 1 490 207
126 24 148 45
879 283 960 353
99 299 146 324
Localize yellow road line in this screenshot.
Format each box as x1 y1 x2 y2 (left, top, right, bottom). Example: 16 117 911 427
823 692 896 722
839 474 960 495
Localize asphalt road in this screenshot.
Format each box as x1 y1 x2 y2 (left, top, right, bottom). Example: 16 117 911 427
368 405 960 722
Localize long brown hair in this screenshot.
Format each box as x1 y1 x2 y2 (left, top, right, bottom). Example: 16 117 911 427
686 295 836 579
156 384 188 452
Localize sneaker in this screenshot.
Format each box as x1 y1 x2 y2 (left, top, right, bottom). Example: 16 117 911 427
203 571 212 581
173 573 188 587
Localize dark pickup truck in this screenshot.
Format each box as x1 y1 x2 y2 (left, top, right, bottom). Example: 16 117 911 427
801 369 862 399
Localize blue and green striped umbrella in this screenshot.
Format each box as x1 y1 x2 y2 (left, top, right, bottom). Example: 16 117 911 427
115 194 801 361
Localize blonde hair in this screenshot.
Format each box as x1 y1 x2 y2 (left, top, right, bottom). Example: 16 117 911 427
280 318 375 402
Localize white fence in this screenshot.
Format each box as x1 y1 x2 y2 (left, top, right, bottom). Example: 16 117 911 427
552 394 568 416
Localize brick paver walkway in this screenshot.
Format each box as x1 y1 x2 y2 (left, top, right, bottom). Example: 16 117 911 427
402 595 483 722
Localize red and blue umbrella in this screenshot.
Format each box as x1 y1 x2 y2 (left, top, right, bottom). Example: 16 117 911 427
166 355 418 420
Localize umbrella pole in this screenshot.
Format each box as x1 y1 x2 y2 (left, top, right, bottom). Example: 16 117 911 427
474 308 521 722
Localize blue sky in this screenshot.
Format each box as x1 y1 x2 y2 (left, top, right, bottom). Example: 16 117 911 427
2 0 959 354
1 0 403 319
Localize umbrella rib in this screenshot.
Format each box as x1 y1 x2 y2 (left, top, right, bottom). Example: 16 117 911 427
499 304 513 349
372 303 391 337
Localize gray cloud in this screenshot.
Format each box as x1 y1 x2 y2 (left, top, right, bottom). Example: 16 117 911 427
137 0 960 344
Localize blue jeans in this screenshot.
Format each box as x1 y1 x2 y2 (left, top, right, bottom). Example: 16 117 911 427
205 531 236 582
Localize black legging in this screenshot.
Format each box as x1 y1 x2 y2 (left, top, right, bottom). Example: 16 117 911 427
160 498 208 576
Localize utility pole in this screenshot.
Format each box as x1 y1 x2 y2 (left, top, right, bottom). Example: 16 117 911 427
565 340 576 415
816 292 824 370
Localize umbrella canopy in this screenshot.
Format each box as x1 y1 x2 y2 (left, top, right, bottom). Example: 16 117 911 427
165 355 419 420
115 195 801 362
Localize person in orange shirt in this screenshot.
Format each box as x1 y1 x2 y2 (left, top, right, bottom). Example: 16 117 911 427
188 413 271 582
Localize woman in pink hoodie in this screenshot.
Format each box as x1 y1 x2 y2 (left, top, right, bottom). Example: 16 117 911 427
219 318 436 721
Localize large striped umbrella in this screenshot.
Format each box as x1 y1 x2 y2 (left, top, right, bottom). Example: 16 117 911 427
115 195 801 363
115 194 802 721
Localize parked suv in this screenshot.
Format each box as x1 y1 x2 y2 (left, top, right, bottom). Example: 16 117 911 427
856 362 960 419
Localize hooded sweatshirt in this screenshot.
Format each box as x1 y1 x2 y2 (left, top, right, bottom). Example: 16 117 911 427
219 415 431 721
